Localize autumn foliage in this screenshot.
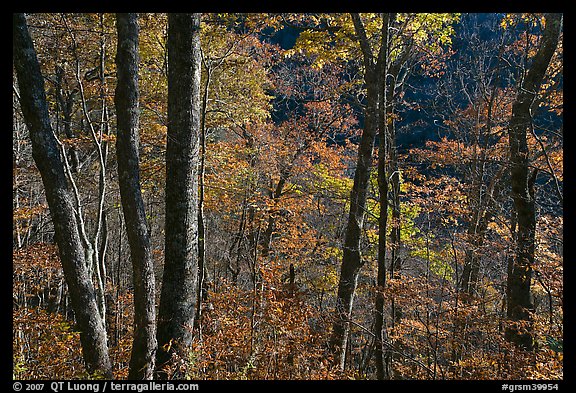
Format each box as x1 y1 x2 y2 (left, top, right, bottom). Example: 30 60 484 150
13 13 562 380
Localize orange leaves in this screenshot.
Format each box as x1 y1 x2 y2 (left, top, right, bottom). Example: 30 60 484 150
13 243 62 296
533 214 563 304
403 169 468 222
13 307 85 379
13 203 48 224
13 243 138 379
528 133 563 182
191 275 332 379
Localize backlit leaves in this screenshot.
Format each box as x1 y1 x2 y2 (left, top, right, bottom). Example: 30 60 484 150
13 12 562 381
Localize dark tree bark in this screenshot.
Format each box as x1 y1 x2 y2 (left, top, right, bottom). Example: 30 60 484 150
385 45 412 330
261 171 288 257
459 167 504 298
374 13 395 381
54 64 80 173
505 13 562 351
460 210 490 296
459 76 505 299
194 62 210 329
329 13 389 372
155 13 202 379
329 68 377 372
13 12 112 378
115 13 157 380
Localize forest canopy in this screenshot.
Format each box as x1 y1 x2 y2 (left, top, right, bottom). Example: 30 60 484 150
12 12 563 381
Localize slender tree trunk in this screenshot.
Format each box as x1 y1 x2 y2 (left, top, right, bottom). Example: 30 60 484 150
505 13 561 351
62 12 110 323
460 202 495 297
115 13 158 379
374 114 390 379
13 12 112 378
460 83 504 298
386 64 403 333
374 13 394 381
54 64 79 173
262 172 288 257
329 72 378 370
329 13 386 371
195 65 210 330
387 86 401 279
388 136 401 274
156 13 202 379
93 16 110 321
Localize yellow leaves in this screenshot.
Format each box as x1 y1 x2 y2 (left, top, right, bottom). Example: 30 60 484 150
500 14 515 30
289 15 355 69
311 263 339 292
501 13 544 30
200 24 275 126
323 246 342 261
488 221 510 237
399 13 460 45
309 162 353 200
162 339 174 353
292 13 457 72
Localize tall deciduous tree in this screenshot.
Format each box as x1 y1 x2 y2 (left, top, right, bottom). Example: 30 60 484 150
13 12 112 378
285 13 458 373
505 12 562 350
329 13 389 372
374 13 396 381
114 12 157 379
155 13 202 379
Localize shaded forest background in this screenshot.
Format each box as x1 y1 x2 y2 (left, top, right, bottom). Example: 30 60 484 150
12 12 563 380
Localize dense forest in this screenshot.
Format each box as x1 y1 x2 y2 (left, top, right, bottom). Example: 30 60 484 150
12 13 563 380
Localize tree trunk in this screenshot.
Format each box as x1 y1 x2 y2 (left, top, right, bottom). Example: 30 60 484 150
386 59 404 332
54 64 79 173
329 73 378 370
374 13 394 380
13 12 112 378
388 126 401 275
195 65 210 329
505 13 561 351
115 12 158 380
459 197 496 298
329 13 384 371
261 172 288 257
460 80 505 298
156 13 202 379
